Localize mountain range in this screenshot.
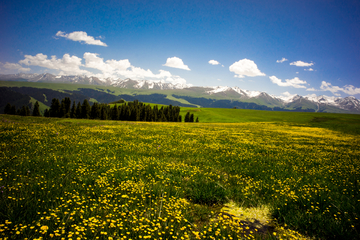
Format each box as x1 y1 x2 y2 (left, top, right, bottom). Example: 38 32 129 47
1 73 359 114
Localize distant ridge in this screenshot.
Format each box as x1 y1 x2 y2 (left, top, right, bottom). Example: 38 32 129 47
1 73 359 113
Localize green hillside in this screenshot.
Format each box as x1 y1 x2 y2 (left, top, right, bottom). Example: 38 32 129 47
1 81 359 114
180 107 360 134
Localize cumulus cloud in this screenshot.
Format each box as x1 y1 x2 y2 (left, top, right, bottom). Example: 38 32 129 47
290 61 314 67
84 53 178 81
56 31 107 47
83 52 131 74
320 81 360 95
163 57 190 70
229 59 265 78
19 53 90 75
208 60 220 65
306 87 317 91
16 52 189 86
276 58 288 63
1 62 31 72
270 76 307 88
281 91 294 97
304 68 314 71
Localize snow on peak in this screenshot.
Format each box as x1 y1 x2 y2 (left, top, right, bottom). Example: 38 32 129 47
276 92 301 103
242 89 261 98
206 86 232 94
305 94 338 105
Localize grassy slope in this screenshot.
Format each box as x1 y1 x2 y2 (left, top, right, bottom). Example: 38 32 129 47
180 107 360 135
29 97 49 115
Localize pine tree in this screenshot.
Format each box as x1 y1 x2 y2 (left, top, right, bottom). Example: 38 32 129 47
10 105 16 115
81 99 91 119
49 98 61 117
44 109 50 117
185 112 190 122
111 104 119 120
4 103 11 114
76 102 82 118
101 107 107 120
196 117 199 122
190 114 194 122
25 106 31 116
20 106 26 116
20 106 31 116
90 102 100 119
32 101 41 116
70 102 76 118
60 97 71 118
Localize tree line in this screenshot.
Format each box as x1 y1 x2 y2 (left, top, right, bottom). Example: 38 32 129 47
3 98 199 122
4 102 41 117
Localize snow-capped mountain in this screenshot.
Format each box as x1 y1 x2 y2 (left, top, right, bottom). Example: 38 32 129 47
112 78 188 90
1 73 359 113
204 85 360 112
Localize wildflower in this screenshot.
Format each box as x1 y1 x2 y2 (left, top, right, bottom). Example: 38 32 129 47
40 226 49 231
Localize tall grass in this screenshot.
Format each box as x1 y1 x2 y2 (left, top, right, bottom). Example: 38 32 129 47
0 115 359 239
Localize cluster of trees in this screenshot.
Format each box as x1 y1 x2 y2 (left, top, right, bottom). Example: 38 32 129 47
3 98 199 122
184 112 199 122
4 102 41 117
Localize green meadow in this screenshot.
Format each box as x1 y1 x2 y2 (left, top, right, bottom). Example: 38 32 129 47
0 109 359 239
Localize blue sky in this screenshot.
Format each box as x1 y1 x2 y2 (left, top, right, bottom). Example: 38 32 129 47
1 0 360 98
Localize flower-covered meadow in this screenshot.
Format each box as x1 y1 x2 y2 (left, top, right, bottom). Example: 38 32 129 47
0 115 359 239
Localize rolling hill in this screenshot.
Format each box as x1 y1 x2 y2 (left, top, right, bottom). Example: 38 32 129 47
1 73 360 114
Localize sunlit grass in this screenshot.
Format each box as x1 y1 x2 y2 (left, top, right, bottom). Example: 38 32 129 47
0 115 359 239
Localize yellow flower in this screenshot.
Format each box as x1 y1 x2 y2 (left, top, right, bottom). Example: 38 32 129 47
40 225 49 231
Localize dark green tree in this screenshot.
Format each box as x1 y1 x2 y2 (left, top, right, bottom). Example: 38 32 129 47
75 102 82 118
4 103 11 114
32 101 41 116
90 102 101 119
49 98 61 117
100 107 108 120
190 113 194 122
10 105 16 115
60 97 71 118
184 112 190 122
70 102 76 118
20 106 31 116
81 99 91 119
44 109 50 117
196 117 199 122
111 104 119 120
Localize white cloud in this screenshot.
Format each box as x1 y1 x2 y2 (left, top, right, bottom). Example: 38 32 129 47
270 76 307 88
229 59 265 78
304 68 314 71
2 62 31 72
209 60 220 65
83 52 131 76
320 81 360 95
19 53 90 75
290 61 314 67
306 87 317 91
83 53 188 85
16 52 190 86
56 31 107 47
163 57 190 70
276 58 288 63
281 91 293 97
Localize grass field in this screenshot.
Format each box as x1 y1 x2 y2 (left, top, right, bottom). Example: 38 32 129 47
0 112 359 239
